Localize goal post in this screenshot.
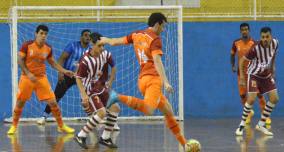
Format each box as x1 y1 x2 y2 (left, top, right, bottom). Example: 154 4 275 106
7 6 184 122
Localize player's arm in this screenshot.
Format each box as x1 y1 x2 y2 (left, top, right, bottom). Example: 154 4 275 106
230 42 237 73
238 56 247 83
153 54 173 93
106 53 116 88
76 77 89 105
18 42 37 82
18 53 37 82
100 37 125 46
47 56 74 78
240 46 256 85
107 66 116 88
76 61 89 107
57 52 70 82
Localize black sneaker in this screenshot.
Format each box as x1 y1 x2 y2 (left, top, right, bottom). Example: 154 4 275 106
74 135 88 149
99 137 118 148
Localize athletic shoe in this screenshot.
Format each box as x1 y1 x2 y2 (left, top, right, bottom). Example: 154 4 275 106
255 124 273 136
74 134 88 149
57 124 75 133
99 137 118 148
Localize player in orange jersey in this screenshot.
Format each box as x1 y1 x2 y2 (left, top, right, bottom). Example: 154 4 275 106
101 13 189 150
7 25 75 134
231 23 270 124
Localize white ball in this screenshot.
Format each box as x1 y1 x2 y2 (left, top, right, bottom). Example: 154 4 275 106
185 139 201 152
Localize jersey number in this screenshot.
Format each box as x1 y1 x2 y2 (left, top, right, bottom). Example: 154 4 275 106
137 48 148 65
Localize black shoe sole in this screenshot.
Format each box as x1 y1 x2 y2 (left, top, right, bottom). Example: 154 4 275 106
98 140 118 149
74 136 88 149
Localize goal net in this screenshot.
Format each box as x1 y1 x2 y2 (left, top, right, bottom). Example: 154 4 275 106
7 6 183 122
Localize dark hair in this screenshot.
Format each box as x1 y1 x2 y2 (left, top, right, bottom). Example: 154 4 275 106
36 24 49 33
240 23 250 30
81 29 91 36
90 32 102 44
148 12 167 27
260 27 272 34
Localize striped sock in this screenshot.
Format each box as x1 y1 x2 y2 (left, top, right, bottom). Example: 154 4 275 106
78 114 102 137
240 102 252 127
258 101 275 126
102 111 119 140
50 105 64 128
12 106 23 127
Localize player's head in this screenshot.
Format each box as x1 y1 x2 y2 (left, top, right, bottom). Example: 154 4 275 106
80 29 91 45
90 32 104 55
148 12 167 35
240 23 250 39
260 26 272 47
35 24 48 45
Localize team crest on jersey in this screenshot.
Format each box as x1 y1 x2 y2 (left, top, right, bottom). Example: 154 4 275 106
251 80 257 87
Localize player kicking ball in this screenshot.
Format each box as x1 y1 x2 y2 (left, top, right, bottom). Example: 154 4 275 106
101 12 191 150
235 27 279 136
7 25 75 135
74 32 120 149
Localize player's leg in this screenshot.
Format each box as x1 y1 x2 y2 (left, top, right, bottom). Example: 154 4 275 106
157 95 187 147
236 75 258 136
39 76 76 124
117 76 161 115
238 76 247 105
99 103 120 148
75 96 108 149
256 76 278 135
36 76 74 133
7 76 34 134
256 93 271 124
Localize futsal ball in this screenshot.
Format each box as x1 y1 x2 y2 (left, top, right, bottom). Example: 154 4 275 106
185 139 201 152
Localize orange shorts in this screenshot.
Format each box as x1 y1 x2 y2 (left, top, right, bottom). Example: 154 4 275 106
237 75 248 95
17 75 55 102
138 75 168 110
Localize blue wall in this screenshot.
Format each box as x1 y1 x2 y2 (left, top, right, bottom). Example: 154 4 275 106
0 23 12 121
184 22 284 117
0 22 284 120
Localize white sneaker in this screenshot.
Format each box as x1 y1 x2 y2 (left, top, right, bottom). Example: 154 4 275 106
114 123 120 131
235 126 244 136
255 124 273 136
37 116 46 125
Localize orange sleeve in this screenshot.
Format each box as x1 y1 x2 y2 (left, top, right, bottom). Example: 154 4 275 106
231 41 237 55
150 38 163 56
123 32 133 44
19 41 30 57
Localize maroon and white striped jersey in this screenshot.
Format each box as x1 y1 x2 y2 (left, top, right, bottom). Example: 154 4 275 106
76 50 115 95
245 38 279 77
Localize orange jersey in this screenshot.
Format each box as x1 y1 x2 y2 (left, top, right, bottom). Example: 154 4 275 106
231 38 255 75
19 40 53 77
124 28 163 78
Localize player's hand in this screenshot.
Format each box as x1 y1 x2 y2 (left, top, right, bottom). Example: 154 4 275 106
232 65 237 73
27 72 37 82
63 70 75 78
81 94 89 109
240 76 246 86
106 81 113 88
58 72 65 83
164 82 174 93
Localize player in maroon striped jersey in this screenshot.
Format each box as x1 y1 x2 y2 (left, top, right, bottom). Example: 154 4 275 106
235 27 279 136
74 32 120 149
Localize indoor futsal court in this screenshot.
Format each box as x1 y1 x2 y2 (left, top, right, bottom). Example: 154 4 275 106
1 0 284 152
